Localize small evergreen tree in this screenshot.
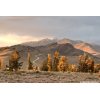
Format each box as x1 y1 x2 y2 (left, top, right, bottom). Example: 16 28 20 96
47 54 52 72
53 51 60 71
41 59 48 71
57 56 68 72
78 53 94 72
41 54 52 71
6 48 23 71
27 49 33 70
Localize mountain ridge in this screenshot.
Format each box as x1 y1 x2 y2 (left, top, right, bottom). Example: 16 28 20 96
21 38 100 56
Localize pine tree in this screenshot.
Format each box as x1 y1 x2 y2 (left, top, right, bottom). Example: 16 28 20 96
27 49 33 70
57 56 68 72
41 59 48 71
78 53 94 72
41 54 52 71
53 51 59 71
85 57 94 72
47 54 52 72
7 48 23 71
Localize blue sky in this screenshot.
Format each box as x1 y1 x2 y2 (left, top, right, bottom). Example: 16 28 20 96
0 16 100 46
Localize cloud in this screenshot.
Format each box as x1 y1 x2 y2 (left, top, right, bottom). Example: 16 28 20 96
0 33 53 47
0 16 100 45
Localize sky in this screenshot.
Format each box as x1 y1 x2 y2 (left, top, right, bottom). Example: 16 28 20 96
0 16 100 47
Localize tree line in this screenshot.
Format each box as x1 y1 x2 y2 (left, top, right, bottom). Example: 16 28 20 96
42 51 100 73
0 48 100 73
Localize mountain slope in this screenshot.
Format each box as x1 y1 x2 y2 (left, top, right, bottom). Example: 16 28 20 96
22 38 57 47
21 38 100 56
74 43 100 56
58 38 100 56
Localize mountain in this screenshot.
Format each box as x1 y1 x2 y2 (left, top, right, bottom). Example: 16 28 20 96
92 44 100 52
57 38 100 56
21 38 100 56
0 42 100 70
21 38 100 58
22 38 57 47
74 43 100 56
57 38 83 45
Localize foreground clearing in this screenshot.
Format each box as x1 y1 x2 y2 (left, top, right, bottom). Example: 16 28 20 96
0 71 100 83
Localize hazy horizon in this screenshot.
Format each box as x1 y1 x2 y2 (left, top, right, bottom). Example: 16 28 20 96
0 16 100 47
